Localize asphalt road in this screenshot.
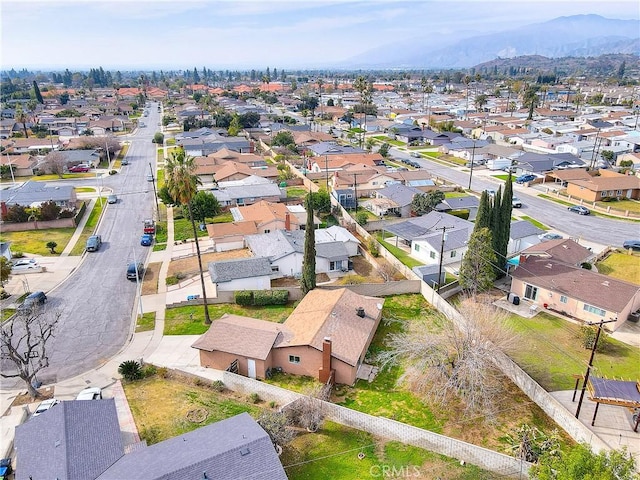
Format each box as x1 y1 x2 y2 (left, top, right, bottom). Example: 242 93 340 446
11 104 161 385
391 147 639 248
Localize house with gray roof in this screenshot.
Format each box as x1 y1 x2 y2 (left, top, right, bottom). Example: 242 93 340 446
216 182 285 207
515 152 586 175
245 229 352 278
97 412 287 480
0 180 78 210
507 220 544 255
372 184 423 217
179 135 252 157
434 195 479 221
59 149 102 167
15 399 124 480
208 257 273 293
307 141 365 156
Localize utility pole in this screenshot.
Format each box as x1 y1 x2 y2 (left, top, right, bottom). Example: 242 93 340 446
468 140 477 190
436 226 448 292
574 318 617 419
324 154 329 191
149 162 160 221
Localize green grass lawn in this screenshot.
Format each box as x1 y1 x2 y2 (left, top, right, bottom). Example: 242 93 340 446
445 191 468 198
596 251 640 285
164 303 296 335
377 236 424 269
595 198 640 214
506 311 640 391
519 216 547 230
1 308 16 322
286 186 308 198
31 173 94 181
173 212 233 241
135 312 156 333
0 227 76 256
70 200 106 256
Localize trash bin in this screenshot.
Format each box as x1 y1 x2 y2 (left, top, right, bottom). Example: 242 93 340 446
512 296 520 306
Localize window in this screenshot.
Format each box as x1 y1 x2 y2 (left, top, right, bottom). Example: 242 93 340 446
414 244 420 252
560 295 568 304
329 261 342 271
430 251 436 259
289 355 300 364
271 266 279 272
450 250 457 258
264 229 270 233
524 284 538 300
583 304 605 317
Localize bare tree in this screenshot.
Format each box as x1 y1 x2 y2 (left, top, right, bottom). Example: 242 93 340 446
256 410 295 451
0 307 59 398
378 299 517 420
43 151 67 177
290 384 328 432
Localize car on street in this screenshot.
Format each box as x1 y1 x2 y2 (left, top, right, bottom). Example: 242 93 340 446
126 262 144 281
410 152 421 158
121 158 129 165
147 173 154 182
17 291 47 313
11 258 40 272
622 240 640 251
33 398 59 417
568 205 590 215
68 164 91 173
140 233 153 246
512 197 522 208
515 174 536 184
539 232 563 241
107 194 117 204
86 235 102 252
76 387 102 400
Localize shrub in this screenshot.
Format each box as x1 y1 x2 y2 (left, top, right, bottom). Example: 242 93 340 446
235 290 253 306
580 262 592 270
249 393 261 404
367 238 379 257
579 325 610 352
211 380 226 392
356 211 368 225
118 360 143 381
140 425 162 445
157 367 169 379
109 169 117 175
235 290 288 306
269 401 278 409
166 276 179 286
141 364 157 378
337 274 365 285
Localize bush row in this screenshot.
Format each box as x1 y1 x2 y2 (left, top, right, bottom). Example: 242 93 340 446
235 289 289 306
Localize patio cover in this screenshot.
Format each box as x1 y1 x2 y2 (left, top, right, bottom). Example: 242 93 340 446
587 377 640 431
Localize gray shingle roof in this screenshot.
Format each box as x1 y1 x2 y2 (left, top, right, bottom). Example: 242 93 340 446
509 220 544 240
377 184 423 207
0 180 75 206
15 399 124 480
245 229 350 262
97 413 287 480
386 211 473 241
208 257 273 283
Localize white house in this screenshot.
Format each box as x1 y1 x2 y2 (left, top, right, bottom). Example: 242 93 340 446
208 257 273 293
507 220 545 256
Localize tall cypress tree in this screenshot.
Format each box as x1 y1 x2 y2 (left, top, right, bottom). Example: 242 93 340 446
33 81 44 104
300 193 316 295
474 191 492 232
495 175 514 279
491 187 503 276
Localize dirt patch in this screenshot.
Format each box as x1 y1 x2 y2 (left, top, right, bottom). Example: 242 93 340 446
168 249 251 278
142 262 162 295
271 273 330 287
10 386 56 407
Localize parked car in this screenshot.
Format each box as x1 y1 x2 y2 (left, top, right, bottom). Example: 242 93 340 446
107 194 117 204
69 164 90 173
512 197 522 208
17 291 47 313
86 235 102 252
410 152 421 158
140 233 153 246
33 398 59 417
0 458 12 478
11 258 39 272
539 232 563 241
622 240 640 251
143 219 156 234
126 262 144 281
568 205 590 215
515 174 536 184
121 158 129 165
76 387 102 400
146 173 154 182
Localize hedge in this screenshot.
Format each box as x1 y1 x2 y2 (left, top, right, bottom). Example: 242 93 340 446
235 290 289 306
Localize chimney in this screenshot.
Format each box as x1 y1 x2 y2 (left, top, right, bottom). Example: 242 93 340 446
318 337 333 383
356 307 365 318
285 211 291 231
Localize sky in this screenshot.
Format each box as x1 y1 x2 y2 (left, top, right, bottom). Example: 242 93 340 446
1 0 638 71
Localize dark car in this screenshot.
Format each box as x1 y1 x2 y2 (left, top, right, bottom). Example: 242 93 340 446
18 291 47 312
568 205 590 215
86 235 102 252
126 262 144 281
140 233 153 246
69 164 90 173
623 240 640 251
515 174 536 184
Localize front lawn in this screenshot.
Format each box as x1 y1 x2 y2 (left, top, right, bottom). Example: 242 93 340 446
135 312 156 333
506 311 640 391
519 215 547 230
0 227 76 256
173 212 233 241
595 198 640 214
164 303 296 335
596 250 640 285
376 236 424 269
286 186 308 198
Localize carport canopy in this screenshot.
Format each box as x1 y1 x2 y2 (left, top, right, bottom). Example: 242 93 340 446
587 377 640 431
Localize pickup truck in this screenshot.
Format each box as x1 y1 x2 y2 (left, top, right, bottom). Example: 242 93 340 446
143 219 156 234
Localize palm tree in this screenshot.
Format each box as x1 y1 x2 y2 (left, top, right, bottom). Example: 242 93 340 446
165 148 211 324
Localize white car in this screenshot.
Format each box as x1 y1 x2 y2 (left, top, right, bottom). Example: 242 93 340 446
11 258 40 272
33 398 59 417
76 387 102 400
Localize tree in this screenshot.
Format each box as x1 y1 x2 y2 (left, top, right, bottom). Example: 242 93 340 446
523 85 540 120
153 132 164 144
531 443 636 480
411 191 445 216
227 113 242 136
495 178 513 278
378 299 516 419
600 150 615 167
0 307 60 398
475 94 488 112
0 165 14 180
3 204 29 223
459 227 496 295
272 131 295 147
59 91 70 105
378 142 390 157
0 257 11 285
505 424 560 464
14 103 29 138
256 411 295 450
308 189 331 214
165 148 211 324
300 194 316 295
157 185 177 206
43 151 67 178
33 80 44 104
189 191 221 224
39 200 61 221
46 241 57 253
355 211 368 225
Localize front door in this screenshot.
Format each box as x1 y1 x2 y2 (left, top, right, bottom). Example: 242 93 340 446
247 359 256 379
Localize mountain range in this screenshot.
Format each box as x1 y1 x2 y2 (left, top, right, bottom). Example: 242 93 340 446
346 14 639 69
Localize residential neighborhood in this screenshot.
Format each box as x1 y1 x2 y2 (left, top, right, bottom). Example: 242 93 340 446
1 5 639 479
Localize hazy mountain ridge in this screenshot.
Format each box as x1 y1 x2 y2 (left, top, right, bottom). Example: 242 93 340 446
346 14 639 69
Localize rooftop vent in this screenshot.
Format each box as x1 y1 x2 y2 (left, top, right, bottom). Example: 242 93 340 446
240 448 250 456
356 307 365 318
545 263 553 269
602 280 609 287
